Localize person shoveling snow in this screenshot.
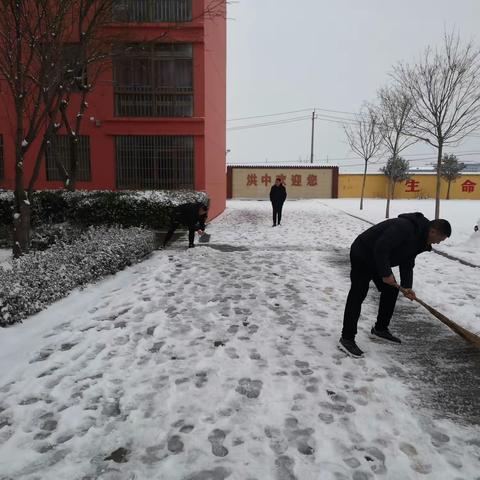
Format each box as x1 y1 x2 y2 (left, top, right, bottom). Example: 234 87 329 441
163 201 209 249
339 212 451 358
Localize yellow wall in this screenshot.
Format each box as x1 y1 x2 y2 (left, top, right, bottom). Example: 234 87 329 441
232 168 333 199
339 174 480 200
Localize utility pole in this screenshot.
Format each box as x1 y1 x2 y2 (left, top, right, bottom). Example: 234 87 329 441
310 109 316 163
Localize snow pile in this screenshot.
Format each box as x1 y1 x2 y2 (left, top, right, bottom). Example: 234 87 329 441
0 226 155 327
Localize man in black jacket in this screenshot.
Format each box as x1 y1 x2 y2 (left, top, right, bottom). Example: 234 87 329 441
339 212 451 358
270 178 287 226
163 202 209 249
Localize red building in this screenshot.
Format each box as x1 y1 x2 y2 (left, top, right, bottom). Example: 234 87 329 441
0 0 227 218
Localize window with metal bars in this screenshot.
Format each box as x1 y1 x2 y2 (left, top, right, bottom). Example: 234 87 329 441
112 0 192 23
116 136 194 190
0 136 3 180
45 135 91 182
113 43 193 117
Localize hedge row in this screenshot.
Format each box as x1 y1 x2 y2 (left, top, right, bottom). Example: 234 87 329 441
0 189 209 228
0 226 156 326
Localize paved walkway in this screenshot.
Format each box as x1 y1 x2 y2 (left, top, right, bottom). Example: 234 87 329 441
0 201 479 480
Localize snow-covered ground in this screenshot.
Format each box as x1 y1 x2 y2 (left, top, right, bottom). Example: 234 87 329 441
0 248 11 268
0 200 479 479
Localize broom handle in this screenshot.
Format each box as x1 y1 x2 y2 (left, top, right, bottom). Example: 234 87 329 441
394 284 480 348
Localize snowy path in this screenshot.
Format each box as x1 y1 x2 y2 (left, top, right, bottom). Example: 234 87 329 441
0 201 479 480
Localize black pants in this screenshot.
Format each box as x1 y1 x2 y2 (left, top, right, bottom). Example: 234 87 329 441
342 246 399 340
272 202 284 225
163 222 195 247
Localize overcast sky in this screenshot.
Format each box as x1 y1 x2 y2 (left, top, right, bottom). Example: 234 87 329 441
226 0 480 171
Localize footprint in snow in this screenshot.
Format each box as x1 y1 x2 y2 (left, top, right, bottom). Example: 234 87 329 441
167 435 184 454
235 378 263 398
208 428 229 457
275 455 297 480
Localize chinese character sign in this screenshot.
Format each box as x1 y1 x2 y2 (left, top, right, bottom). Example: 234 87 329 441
291 174 302 187
234 168 332 199
261 174 272 186
461 180 476 193
405 179 420 193
307 175 318 187
246 174 257 186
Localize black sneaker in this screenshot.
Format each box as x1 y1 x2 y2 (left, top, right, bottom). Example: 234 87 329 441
338 337 364 358
188 244 195 248
370 327 401 344
272 224 276 227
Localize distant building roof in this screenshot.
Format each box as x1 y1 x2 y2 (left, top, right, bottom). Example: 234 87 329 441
463 163 480 172
409 166 436 172
227 163 338 169
408 162 480 173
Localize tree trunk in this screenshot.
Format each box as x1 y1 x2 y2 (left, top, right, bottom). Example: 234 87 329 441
392 181 396 200
360 160 368 210
13 149 30 258
28 138 48 196
385 176 393 218
446 180 451 200
435 143 443 219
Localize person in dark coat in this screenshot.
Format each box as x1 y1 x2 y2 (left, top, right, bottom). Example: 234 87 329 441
339 212 451 358
163 202 209 248
269 178 287 226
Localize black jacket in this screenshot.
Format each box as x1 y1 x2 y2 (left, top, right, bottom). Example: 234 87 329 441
270 184 287 204
170 202 207 230
352 212 431 288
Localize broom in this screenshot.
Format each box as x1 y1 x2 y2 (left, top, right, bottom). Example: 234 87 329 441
396 285 480 348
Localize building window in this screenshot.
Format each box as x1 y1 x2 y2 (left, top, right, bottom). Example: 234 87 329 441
0 136 4 180
45 135 91 182
112 0 192 23
116 135 194 190
113 43 193 117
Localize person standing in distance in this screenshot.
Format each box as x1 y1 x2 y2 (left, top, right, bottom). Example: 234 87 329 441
270 178 287 227
339 212 451 358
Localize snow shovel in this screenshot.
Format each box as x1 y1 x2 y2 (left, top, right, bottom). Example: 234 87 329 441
396 285 480 348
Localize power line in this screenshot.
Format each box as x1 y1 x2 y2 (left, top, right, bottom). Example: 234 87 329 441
227 115 312 131
227 107 360 122
227 108 312 122
227 114 360 131
228 107 480 133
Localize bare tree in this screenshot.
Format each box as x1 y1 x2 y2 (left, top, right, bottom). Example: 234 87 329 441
437 153 465 199
344 106 383 210
0 0 79 256
375 86 416 218
393 32 480 219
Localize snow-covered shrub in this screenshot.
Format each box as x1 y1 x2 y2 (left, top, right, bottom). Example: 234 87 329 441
0 226 155 326
30 223 84 251
0 189 209 229
0 190 13 226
